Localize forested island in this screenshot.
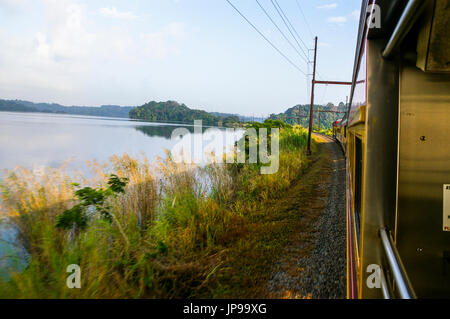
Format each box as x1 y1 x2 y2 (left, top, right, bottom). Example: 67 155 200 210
129 100 241 126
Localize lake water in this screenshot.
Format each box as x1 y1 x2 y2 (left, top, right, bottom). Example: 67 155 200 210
0 111 243 277
0 112 243 176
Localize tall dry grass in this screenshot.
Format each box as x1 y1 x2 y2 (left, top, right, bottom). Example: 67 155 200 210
0 125 313 298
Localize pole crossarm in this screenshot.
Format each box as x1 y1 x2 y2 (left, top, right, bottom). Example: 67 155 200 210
315 110 346 113
313 80 352 85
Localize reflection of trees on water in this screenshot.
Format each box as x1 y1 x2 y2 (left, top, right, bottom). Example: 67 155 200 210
135 125 212 139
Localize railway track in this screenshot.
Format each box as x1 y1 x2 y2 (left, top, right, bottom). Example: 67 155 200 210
268 134 347 298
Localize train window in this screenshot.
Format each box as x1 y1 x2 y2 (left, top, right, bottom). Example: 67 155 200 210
354 137 363 250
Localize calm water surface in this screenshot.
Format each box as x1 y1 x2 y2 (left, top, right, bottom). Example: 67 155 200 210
0 111 243 276
0 112 243 175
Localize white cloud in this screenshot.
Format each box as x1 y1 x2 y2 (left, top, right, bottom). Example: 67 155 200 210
0 0 186 103
0 0 97 96
351 9 360 20
29 0 96 64
0 0 29 11
327 16 347 24
140 23 186 59
318 3 338 10
99 7 137 20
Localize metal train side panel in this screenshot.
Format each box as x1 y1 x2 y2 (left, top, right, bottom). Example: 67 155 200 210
359 38 400 298
346 15 369 296
395 59 450 298
346 0 449 298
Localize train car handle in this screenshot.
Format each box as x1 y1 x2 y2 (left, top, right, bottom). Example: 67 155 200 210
382 0 426 58
380 268 391 299
379 228 417 299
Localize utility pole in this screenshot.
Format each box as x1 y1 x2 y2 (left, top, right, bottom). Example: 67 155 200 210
318 111 321 131
287 114 308 125
307 36 318 156
315 109 346 133
306 36 352 155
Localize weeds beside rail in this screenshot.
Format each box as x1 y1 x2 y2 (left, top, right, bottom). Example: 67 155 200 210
0 124 315 298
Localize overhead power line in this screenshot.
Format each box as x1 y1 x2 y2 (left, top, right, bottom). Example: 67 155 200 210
225 0 306 75
295 0 314 40
255 0 308 64
271 0 309 59
320 83 329 105
294 1 327 81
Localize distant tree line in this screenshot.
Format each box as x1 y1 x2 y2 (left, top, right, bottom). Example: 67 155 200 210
0 99 134 118
1 98 346 132
0 100 41 113
269 102 347 131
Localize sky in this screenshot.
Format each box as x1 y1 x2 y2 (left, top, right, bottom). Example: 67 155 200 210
0 0 362 116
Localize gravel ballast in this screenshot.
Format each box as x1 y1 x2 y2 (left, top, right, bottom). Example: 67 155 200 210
267 136 347 299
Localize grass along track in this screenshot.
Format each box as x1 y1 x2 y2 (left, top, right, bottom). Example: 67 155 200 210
207 134 346 298
0 127 345 298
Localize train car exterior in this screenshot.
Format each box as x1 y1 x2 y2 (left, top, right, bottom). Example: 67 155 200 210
333 119 346 153
344 0 450 298
332 120 338 139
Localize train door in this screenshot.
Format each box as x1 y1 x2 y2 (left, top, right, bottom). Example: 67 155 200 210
354 137 363 250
